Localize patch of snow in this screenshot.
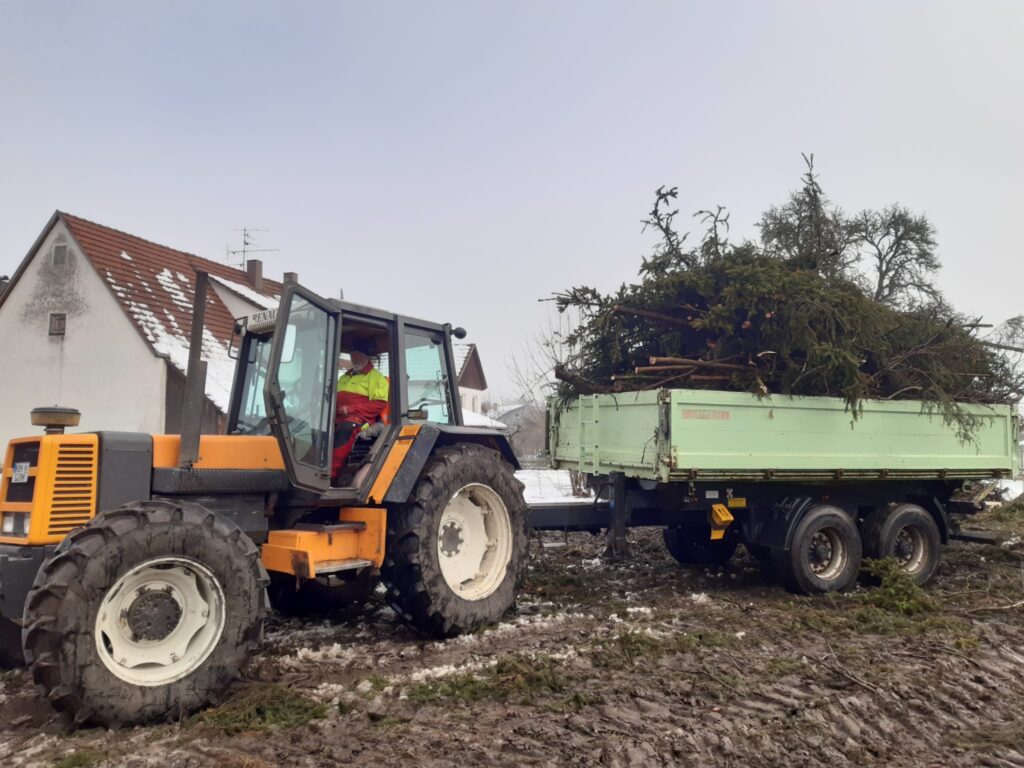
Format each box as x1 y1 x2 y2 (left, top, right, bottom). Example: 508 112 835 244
292 643 360 664
462 409 507 429
156 268 192 311
998 480 1023 502
451 342 473 377
689 592 711 605
626 606 653 616
406 658 497 683
313 682 347 704
119 297 237 412
209 274 279 310
120 250 133 261
515 469 591 505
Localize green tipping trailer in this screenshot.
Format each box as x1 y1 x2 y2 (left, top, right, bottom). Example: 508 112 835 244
542 388 1019 593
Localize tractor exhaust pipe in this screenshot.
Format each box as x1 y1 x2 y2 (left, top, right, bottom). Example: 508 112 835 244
179 270 209 468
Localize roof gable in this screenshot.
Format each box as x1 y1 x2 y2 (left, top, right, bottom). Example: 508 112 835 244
58 213 283 412
452 342 488 391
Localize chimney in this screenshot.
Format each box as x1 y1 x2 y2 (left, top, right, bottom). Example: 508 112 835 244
283 271 298 284
246 259 263 291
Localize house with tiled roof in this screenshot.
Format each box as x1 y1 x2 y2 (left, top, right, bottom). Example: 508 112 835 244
451 342 489 415
0 212 291 445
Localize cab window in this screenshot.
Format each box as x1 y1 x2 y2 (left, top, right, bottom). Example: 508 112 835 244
403 329 454 425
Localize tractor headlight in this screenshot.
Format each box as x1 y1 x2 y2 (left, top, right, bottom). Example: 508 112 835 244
1 513 29 536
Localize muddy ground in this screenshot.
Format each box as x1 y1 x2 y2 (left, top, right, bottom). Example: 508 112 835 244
4 506 1024 768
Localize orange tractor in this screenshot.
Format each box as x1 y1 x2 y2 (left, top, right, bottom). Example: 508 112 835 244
0 278 526 726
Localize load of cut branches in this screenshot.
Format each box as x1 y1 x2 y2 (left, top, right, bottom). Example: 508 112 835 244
553 157 1024 441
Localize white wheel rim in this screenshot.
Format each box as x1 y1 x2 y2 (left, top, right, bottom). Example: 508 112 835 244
94 557 226 687
893 525 927 574
437 483 513 601
807 527 848 581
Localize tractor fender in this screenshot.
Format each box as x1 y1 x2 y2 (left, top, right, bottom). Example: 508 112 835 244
381 424 519 505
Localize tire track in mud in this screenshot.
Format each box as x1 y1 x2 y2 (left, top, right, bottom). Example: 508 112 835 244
3 531 1024 767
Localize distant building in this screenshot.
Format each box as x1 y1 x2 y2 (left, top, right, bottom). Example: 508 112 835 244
490 402 546 459
0 212 284 444
452 343 488 414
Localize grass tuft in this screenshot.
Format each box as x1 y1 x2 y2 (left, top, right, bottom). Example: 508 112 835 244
53 750 106 768
407 653 567 705
860 559 936 616
193 684 326 734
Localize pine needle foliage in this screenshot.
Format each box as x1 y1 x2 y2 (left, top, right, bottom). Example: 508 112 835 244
553 159 1024 442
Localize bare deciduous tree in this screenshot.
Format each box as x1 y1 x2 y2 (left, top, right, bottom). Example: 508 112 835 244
850 204 940 308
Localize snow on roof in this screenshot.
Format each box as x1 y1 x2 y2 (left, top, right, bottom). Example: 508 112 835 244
491 402 532 420
209 274 279 311
462 409 507 429
452 343 473 378
63 213 283 413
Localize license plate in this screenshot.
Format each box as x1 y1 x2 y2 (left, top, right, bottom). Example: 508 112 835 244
11 462 29 483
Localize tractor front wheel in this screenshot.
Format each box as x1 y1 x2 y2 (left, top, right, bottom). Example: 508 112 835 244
381 443 527 636
22 500 268 726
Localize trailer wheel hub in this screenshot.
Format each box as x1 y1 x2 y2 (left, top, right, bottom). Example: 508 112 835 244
127 589 183 641
893 526 927 573
807 528 847 580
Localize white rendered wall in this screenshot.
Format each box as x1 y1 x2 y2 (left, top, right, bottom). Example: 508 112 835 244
460 387 483 414
0 222 167 446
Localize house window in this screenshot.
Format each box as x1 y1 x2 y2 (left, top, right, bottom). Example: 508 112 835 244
48 313 66 336
53 245 68 266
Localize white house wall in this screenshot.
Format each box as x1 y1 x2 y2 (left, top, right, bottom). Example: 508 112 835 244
0 221 167 445
459 386 484 414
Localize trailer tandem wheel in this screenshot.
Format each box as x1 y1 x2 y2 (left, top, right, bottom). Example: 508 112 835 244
772 505 863 594
861 503 942 585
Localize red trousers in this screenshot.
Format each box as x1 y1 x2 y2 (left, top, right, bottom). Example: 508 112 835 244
331 420 362 481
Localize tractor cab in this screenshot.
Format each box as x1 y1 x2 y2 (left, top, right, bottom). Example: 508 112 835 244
226 281 473 501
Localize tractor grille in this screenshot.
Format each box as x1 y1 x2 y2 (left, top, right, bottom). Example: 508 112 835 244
46 442 98 536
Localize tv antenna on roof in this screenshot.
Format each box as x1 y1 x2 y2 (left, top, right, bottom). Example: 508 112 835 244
225 228 279 268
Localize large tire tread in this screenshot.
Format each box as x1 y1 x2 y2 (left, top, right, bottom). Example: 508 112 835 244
381 443 527 637
22 500 269 727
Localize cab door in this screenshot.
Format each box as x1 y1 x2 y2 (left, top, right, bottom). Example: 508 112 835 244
264 283 341 493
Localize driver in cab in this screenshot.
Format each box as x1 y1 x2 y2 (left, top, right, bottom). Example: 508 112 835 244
332 338 389 484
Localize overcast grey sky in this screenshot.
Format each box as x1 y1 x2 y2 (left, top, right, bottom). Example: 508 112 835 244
2 1 1022 400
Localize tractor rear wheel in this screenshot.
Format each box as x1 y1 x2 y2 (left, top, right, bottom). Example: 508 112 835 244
22 500 268 726
381 443 527 636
